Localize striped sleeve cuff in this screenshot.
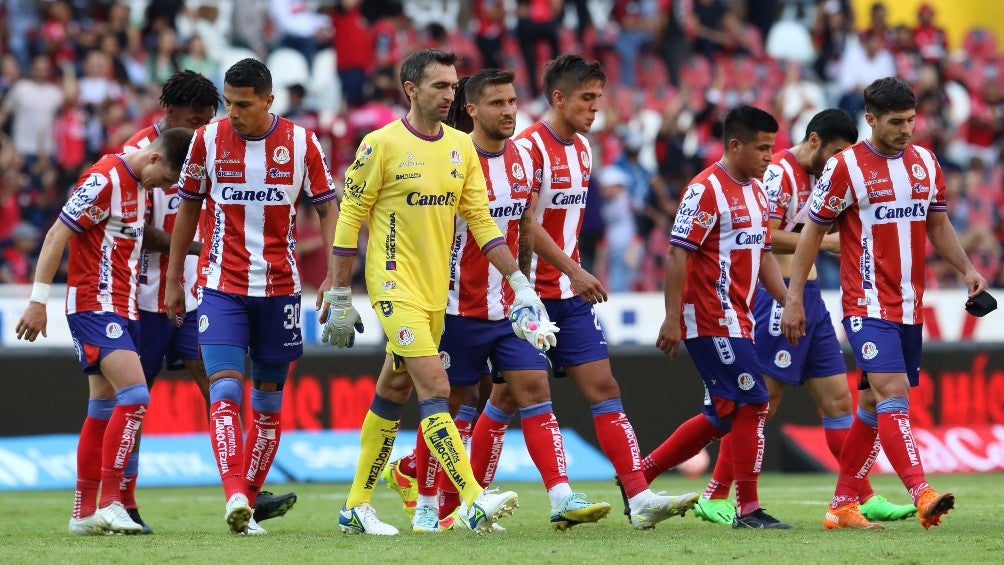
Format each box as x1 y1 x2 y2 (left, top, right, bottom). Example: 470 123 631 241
58 213 85 233
310 189 338 205
480 237 506 255
669 236 699 252
808 211 835 225
929 203 947 212
332 246 357 257
178 187 205 201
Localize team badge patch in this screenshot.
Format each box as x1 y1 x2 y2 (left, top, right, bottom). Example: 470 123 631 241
737 372 755 391
911 163 927 180
694 211 715 229
450 148 462 166
105 322 123 339
861 341 879 360
774 350 792 368
439 351 451 369
511 162 525 180
273 146 291 164
580 150 590 169
397 327 415 346
199 314 210 333
849 316 863 333
379 301 394 317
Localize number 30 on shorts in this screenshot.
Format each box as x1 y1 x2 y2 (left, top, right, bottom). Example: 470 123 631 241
283 303 301 329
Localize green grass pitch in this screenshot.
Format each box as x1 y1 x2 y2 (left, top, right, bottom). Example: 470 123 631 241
3 473 1002 563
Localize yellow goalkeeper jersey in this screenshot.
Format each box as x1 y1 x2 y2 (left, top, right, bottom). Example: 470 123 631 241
333 118 505 310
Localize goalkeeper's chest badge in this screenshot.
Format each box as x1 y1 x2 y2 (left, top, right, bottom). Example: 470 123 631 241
397 327 415 346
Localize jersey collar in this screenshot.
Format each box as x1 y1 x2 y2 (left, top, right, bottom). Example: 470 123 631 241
402 117 444 142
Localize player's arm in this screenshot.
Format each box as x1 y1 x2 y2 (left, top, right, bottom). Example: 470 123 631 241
142 223 202 255
657 245 689 359
780 219 828 344
530 209 608 303
164 132 208 324
759 251 788 305
517 193 535 278
15 221 74 342
926 211 987 297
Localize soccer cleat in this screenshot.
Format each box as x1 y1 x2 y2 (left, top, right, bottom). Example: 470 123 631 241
859 494 917 521
629 491 700 530
339 503 400 535
613 476 631 523
126 507 154 534
382 459 418 517
824 502 885 530
916 488 954 530
550 493 612 531
245 516 267 535
254 491 297 522
732 508 793 529
224 493 253 534
95 501 143 535
412 505 442 533
694 497 736 525
459 489 519 534
438 511 457 531
68 514 106 536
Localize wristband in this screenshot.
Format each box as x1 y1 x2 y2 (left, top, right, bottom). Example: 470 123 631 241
29 282 50 305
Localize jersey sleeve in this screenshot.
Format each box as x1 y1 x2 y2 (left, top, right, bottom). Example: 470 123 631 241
458 138 505 252
808 156 854 225
758 182 773 253
762 163 792 221
930 155 947 213
177 128 209 201
59 170 112 233
303 130 337 205
515 136 544 194
332 135 384 255
670 181 718 251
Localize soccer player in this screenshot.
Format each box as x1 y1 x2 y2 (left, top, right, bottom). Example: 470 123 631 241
387 69 611 533
641 105 793 529
163 58 338 535
693 109 915 526
15 127 195 536
497 53 698 530
321 49 554 535
122 70 298 533
781 77 987 530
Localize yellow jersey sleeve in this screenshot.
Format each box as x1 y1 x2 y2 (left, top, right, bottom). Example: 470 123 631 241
333 134 384 252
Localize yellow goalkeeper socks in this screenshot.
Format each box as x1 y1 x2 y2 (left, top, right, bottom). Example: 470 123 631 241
346 395 402 509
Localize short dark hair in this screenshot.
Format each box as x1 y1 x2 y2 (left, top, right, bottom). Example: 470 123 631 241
160 70 219 112
863 77 916 116
399 48 457 93
224 58 272 95
151 127 195 171
804 108 858 145
722 105 778 144
542 54 606 105
445 69 516 133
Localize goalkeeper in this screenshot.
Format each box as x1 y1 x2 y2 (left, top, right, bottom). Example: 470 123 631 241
316 49 553 535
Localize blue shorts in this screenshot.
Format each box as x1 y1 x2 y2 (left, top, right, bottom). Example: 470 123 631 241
439 315 548 386
753 280 846 385
684 337 770 421
542 296 609 376
842 317 922 389
197 288 304 363
139 310 199 378
67 312 141 374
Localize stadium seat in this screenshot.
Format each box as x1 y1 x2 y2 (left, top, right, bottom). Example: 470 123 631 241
765 20 815 63
944 80 972 128
267 48 311 87
310 48 342 114
214 45 260 73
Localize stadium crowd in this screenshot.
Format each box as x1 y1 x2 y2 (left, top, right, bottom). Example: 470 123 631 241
1 0 1002 293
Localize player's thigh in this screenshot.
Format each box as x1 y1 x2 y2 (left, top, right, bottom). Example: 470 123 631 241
99 348 148 390
402 354 451 400
487 381 518 414
686 337 769 416
804 373 853 417
375 354 414 404
439 315 497 389
543 297 609 378
138 310 174 380
248 293 304 364
843 316 916 398
374 301 443 359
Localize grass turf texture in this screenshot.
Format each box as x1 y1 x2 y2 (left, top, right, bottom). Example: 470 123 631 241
3 473 1002 563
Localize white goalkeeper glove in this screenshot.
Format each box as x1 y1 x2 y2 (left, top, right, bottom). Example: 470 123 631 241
506 272 559 352
321 287 364 348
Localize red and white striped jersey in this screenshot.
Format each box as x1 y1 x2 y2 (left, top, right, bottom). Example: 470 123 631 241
122 125 200 313
447 139 537 320
763 149 814 231
670 163 773 339
515 121 591 300
808 141 946 324
59 154 146 319
178 116 337 297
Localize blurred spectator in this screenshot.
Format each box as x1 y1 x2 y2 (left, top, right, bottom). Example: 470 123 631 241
516 0 562 98
615 130 674 239
914 3 948 63
5 0 39 69
295 201 328 291
180 35 218 80
836 29 894 120
231 0 270 58
960 78 1004 166
565 0 593 44
53 81 87 188
270 0 331 65
611 0 669 88
471 0 507 70
0 222 40 284
283 83 320 133
812 0 852 84
142 0 184 51
776 61 826 142
39 1 78 68
598 167 639 292
79 50 123 107
863 1 893 47
98 32 145 86
371 1 414 79
146 28 181 85
331 0 374 108
688 0 728 60
0 56 67 166
0 54 22 100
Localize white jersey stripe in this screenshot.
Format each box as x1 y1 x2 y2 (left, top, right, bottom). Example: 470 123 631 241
888 157 916 321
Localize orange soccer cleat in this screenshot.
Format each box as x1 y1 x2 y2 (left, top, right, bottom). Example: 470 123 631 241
824 502 885 530
916 488 955 529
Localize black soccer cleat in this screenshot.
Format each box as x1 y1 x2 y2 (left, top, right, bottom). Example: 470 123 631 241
126 507 154 534
732 508 793 529
254 491 298 522
613 476 631 523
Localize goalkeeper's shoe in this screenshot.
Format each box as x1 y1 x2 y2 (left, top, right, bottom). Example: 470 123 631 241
126 507 154 534
459 489 518 533
630 491 700 530
224 493 253 534
824 502 884 530
916 488 954 530
339 503 399 535
550 493 611 531
859 494 917 521
412 505 442 533
382 459 418 517
694 497 736 525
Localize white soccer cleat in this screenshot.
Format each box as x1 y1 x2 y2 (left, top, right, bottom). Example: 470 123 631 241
95 501 143 535
245 516 267 535
339 503 400 535
412 505 442 533
630 491 700 530
68 513 106 536
225 493 253 534
459 489 519 534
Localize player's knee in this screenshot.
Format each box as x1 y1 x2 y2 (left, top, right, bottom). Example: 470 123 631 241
376 369 414 403
577 373 621 404
116 383 150 406
489 384 518 414
820 391 853 417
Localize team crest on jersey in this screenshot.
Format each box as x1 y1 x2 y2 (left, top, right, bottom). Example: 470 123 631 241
379 301 394 317
911 163 927 180
713 337 735 364
449 148 462 165
382 281 396 290
694 211 715 229
397 327 415 346
439 351 451 369
511 162 525 180
199 314 209 333
105 322 123 339
774 350 792 368
737 372 755 391
849 316 863 333
273 146 291 164
580 150 590 169
861 341 879 360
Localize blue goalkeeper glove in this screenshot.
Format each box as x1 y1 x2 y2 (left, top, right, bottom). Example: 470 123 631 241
506 272 559 352
321 287 364 348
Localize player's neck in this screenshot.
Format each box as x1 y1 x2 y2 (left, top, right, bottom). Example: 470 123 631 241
405 111 443 138
789 143 813 172
867 136 903 156
542 113 575 142
717 158 751 184
471 129 505 154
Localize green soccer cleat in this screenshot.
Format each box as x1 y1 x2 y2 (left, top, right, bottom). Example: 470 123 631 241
381 458 418 517
550 493 612 531
859 494 918 521
694 497 736 525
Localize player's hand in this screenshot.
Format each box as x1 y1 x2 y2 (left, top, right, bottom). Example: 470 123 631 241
320 287 364 348
821 232 841 254
780 297 805 346
163 279 187 328
965 268 988 298
570 266 608 304
655 317 681 358
316 274 334 320
15 302 48 342
509 305 560 352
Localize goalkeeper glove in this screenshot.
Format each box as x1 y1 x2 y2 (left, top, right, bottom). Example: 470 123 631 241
506 272 559 352
321 287 364 348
